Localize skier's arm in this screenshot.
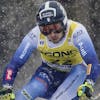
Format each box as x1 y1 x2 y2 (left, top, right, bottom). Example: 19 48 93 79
73 24 99 82
2 26 40 86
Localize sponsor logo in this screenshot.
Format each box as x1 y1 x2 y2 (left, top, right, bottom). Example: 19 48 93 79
21 89 32 100
47 62 72 72
19 42 30 59
41 11 54 19
39 39 45 45
41 50 77 57
29 32 36 39
68 38 73 45
39 72 51 83
78 42 87 56
73 30 83 38
6 69 13 80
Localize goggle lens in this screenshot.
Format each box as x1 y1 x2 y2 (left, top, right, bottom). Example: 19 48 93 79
39 22 64 36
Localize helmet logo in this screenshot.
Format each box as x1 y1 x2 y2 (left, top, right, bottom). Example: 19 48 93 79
39 8 56 20
41 11 54 19
47 17 50 22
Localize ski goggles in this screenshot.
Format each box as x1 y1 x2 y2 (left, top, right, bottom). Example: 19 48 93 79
39 22 64 36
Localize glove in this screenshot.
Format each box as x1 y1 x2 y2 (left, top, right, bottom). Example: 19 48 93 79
0 87 15 100
77 80 94 99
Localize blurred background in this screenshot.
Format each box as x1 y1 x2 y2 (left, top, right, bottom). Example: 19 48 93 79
0 0 100 99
